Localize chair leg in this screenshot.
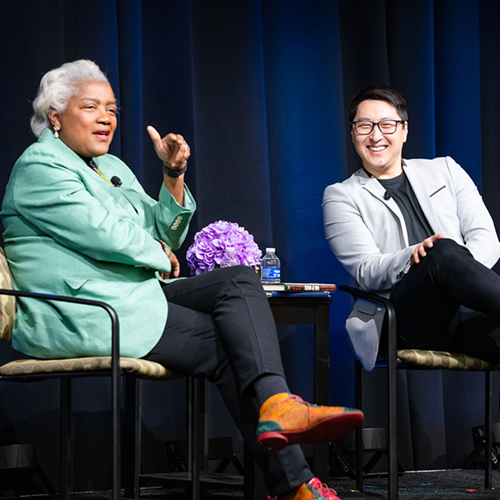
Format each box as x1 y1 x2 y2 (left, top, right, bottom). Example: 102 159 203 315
243 444 255 500
189 377 202 500
387 354 398 499
35 458 56 495
112 369 121 499
243 443 267 500
60 378 72 500
123 376 142 499
135 379 142 497
485 371 493 489
355 360 363 491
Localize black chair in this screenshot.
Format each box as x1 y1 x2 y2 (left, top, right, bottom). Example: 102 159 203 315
339 284 500 500
0 247 202 500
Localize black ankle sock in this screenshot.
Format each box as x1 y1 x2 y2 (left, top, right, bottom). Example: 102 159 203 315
253 374 289 408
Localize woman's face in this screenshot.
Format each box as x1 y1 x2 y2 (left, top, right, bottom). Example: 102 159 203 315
50 81 117 158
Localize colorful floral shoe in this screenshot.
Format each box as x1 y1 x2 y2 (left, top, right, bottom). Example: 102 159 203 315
257 392 363 451
271 478 342 499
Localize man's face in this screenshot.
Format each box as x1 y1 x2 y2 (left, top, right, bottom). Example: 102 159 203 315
351 99 408 179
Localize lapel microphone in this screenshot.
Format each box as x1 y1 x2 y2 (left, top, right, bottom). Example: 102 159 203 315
383 191 391 200
111 176 122 187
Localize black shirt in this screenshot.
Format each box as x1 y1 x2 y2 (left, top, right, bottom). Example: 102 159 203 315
378 172 433 245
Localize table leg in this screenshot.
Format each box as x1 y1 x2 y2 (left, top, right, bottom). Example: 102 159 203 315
313 302 330 484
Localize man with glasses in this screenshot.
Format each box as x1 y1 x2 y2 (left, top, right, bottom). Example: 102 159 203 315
322 85 500 371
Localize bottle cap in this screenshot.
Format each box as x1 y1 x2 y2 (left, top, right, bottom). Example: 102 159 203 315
266 248 275 253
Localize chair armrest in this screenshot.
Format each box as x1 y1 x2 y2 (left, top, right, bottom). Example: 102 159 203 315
338 284 393 311
0 288 120 377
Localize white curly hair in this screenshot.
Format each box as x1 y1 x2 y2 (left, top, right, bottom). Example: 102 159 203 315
30 59 109 137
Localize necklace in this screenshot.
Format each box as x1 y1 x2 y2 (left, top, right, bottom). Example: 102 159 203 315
88 159 114 186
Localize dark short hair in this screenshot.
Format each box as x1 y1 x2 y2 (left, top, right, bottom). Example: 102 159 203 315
348 85 408 123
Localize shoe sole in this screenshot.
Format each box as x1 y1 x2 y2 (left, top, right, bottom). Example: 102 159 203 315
257 411 363 452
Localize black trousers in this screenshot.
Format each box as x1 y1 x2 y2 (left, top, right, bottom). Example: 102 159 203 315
390 238 500 362
144 265 312 496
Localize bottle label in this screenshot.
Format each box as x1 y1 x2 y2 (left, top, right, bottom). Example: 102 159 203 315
261 267 280 281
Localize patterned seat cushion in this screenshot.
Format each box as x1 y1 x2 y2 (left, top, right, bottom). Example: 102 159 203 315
0 356 178 380
397 349 500 371
0 248 15 344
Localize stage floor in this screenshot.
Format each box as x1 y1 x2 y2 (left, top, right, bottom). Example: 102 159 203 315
6 469 500 500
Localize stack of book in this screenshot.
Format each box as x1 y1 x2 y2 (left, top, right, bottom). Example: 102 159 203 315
262 282 336 297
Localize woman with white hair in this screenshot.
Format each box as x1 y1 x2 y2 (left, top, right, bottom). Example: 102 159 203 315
1 60 362 500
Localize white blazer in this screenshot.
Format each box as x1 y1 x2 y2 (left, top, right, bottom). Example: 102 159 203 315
322 156 500 370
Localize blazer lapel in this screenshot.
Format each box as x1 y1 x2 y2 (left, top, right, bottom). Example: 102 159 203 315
403 161 444 235
357 170 410 247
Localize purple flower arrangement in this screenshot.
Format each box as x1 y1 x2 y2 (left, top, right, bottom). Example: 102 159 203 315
186 220 262 275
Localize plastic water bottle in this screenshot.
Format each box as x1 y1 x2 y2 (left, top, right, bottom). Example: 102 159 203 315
261 248 281 283
220 247 240 268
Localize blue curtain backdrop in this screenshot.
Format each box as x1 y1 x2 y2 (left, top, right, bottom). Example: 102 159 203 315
0 0 499 490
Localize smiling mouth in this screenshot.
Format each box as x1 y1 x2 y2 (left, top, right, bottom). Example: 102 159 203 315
94 130 110 141
368 146 387 152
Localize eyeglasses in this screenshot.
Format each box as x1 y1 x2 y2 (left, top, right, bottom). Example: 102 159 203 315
351 120 406 135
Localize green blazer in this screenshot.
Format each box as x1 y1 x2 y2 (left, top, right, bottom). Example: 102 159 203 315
1 129 196 359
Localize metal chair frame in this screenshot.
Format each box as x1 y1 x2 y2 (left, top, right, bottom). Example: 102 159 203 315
339 284 494 500
0 287 201 500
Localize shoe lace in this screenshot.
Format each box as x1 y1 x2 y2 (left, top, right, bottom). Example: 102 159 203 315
290 394 319 408
310 478 338 499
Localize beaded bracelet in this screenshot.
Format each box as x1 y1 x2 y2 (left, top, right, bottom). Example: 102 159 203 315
156 239 172 257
